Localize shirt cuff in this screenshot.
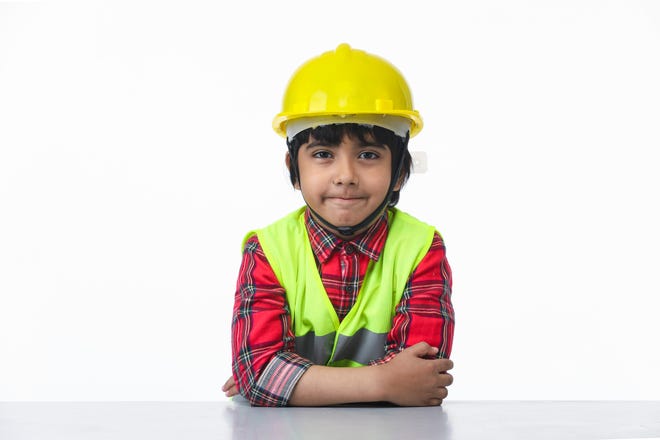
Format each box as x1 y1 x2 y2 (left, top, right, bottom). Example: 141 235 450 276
248 352 313 407
368 350 398 366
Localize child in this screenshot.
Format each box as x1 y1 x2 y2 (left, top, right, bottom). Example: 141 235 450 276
222 43 454 407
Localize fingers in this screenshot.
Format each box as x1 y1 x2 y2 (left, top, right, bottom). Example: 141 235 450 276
407 341 439 358
434 358 454 372
439 372 453 387
222 376 241 398
425 387 448 406
405 343 454 371
221 376 235 392
441 358 454 370
225 384 239 397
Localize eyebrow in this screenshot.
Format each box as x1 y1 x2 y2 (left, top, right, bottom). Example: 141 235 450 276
305 140 386 149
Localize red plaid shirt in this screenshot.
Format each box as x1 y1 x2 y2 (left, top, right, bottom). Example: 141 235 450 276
231 208 454 406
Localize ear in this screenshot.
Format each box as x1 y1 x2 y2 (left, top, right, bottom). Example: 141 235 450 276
285 152 301 189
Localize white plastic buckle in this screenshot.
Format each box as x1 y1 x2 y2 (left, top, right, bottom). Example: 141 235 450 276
410 151 428 174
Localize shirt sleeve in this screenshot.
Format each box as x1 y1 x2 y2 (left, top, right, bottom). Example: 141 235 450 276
370 231 454 365
231 234 313 406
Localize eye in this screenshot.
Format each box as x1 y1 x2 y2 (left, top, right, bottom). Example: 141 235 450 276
312 150 333 159
358 151 380 160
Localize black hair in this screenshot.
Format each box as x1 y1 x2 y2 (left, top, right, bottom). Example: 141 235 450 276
286 123 412 206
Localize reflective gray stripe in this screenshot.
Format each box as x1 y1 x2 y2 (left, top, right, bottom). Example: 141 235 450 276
296 329 388 365
295 332 335 365
332 328 387 365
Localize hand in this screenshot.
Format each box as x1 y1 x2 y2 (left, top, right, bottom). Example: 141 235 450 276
377 341 453 406
222 375 239 398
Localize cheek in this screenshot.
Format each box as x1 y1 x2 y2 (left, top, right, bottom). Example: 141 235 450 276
296 165 320 191
366 166 393 188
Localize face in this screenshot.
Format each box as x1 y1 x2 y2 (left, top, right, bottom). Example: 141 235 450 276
292 132 400 238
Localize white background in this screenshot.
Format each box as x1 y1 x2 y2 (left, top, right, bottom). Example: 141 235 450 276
1 0 659 401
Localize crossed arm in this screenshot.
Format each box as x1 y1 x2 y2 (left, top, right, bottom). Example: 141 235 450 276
223 342 453 406
226 232 454 406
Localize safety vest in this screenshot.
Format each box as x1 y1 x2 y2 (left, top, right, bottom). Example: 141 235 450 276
245 207 436 367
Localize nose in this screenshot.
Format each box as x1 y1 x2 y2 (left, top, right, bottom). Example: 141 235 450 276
333 155 358 186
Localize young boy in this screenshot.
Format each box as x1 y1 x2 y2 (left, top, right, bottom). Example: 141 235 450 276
222 43 454 407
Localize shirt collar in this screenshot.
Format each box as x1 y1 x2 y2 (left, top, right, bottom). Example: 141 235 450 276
304 208 388 264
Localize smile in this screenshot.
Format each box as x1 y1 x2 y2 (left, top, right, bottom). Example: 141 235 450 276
325 197 365 205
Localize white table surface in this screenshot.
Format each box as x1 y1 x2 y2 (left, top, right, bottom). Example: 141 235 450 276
1 400 659 440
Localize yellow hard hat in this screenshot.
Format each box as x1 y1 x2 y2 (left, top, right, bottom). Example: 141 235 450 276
273 43 423 138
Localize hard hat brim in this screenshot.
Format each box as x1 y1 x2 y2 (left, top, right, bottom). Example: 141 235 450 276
273 111 423 139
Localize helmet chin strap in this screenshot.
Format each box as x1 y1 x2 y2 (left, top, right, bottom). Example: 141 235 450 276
302 134 409 238
306 191 391 238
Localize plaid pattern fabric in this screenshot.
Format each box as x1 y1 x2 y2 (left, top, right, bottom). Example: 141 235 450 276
304 210 388 320
231 208 454 406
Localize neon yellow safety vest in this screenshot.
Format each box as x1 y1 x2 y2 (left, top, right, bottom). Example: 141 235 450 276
245 207 436 367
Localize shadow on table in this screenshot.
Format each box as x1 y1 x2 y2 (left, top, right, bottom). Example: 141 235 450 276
223 396 451 440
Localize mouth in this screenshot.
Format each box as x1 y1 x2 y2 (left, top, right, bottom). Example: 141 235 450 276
325 196 366 205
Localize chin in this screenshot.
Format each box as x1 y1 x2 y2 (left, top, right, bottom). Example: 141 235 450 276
330 214 362 225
